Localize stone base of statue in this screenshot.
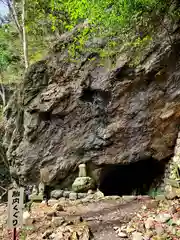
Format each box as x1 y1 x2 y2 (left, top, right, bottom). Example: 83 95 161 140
72 177 96 193
29 193 43 202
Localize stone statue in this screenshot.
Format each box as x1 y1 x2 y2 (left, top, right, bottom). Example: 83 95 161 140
78 163 87 177
12 180 18 189
38 182 45 194
72 163 96 193
40 167 51 205
32 185 38 195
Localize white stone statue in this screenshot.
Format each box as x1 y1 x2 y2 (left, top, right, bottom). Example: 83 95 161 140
38 182 45 194
78 163 87 177
32 185 38 195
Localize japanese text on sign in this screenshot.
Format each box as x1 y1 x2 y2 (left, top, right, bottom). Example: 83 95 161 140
7 187 24 228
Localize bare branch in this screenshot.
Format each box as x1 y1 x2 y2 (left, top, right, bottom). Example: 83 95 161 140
5 0 23 40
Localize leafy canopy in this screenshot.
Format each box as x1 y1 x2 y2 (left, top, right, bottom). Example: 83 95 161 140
49 0 173 34
48 0 178 59
0 0 179 84
0 24 21 82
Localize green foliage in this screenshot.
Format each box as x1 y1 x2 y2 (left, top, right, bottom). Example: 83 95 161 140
1 0 180 86
19 226 35 240
47 0 179 60
0 26 14 72
0 24 23 83
167 219 176 226
148 187 163 198
0 1 52 84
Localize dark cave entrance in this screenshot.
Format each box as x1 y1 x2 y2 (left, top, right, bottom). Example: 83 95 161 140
98 157 168 196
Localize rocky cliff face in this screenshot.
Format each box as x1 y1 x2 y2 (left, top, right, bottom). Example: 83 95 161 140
0 124 10 192
3 23 180 187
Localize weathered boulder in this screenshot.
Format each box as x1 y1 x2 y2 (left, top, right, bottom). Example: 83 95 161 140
51 190 64 199
78 193 87 199
69 192 78 200
155 213 171 223
63 190 71 198
51 216 65 227
3 22 180 187
72 177 96 193
53 203 64 211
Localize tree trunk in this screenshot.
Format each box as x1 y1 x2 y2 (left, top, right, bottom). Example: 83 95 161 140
22 0 29 69
0 84 6 107
5 0 29 69
7 0 23 40
0 72 6 107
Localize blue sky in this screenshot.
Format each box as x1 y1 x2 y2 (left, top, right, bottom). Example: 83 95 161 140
0 2 9 16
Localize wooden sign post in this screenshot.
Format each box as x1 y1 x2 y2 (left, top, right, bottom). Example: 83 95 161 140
7 187 24 240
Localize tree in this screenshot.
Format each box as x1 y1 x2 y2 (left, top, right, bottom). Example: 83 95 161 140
0 23 21 106
0 0 57 87
47 0 179 58
1 0 29 68
0 26 12 106
21 0 28 68
0 0 179 80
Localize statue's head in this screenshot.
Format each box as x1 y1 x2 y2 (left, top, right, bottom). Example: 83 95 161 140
79 163 86 168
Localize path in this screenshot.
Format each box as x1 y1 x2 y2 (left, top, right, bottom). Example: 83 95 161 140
79 199 144 240
0 197 148 239
51 198 147 240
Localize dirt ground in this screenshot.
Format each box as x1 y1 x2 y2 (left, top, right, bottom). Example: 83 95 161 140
0 198 147 240
73 199 144 240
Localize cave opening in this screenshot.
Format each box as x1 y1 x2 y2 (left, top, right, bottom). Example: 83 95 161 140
39 111 52 121
80 87 111 105
98 157 168 196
